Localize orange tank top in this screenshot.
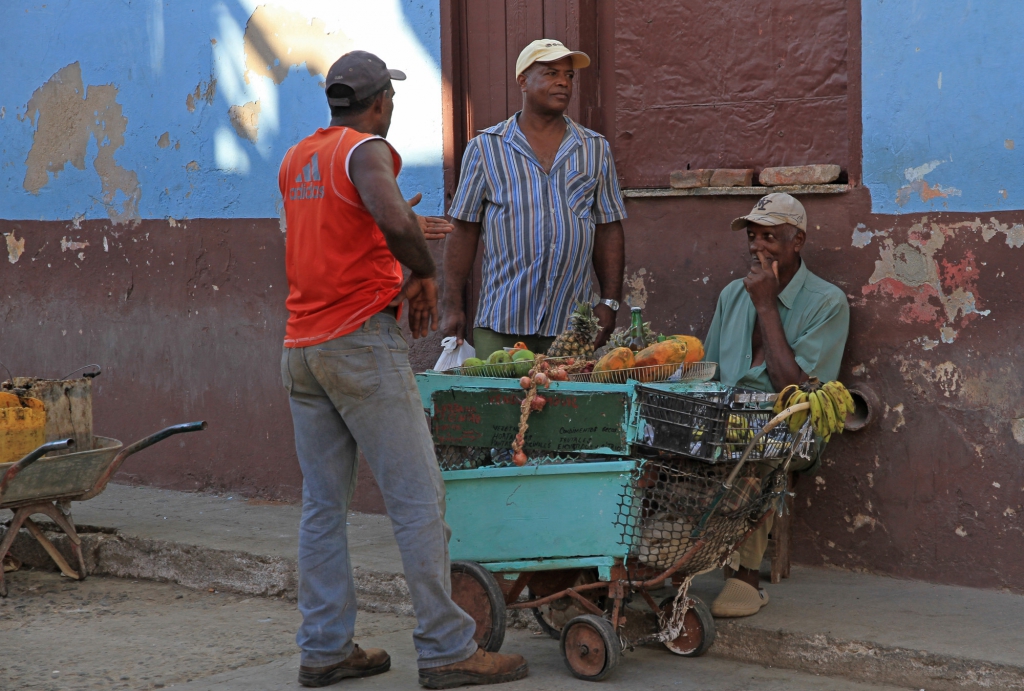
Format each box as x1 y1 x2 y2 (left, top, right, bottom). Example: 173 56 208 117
278 127 403 348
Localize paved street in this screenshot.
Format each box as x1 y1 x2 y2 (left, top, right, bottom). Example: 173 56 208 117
2 569 906 691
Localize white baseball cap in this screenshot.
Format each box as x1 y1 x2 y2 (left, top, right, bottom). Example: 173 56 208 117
731 192 808 232
515 39 590 78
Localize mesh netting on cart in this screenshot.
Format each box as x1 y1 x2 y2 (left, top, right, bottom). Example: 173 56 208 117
635 386 812 463
434 445 587 471
615 457 789 578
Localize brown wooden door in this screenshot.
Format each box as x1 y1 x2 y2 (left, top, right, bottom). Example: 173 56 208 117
441 0 600 339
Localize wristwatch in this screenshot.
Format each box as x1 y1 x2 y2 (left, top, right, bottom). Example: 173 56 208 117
598 298 620 312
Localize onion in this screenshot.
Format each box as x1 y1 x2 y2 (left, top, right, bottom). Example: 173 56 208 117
512 450 528 466
520 376 533 390
530 394 547 412
533 372 550 388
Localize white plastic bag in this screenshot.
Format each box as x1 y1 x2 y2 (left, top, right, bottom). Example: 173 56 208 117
434 336 476 371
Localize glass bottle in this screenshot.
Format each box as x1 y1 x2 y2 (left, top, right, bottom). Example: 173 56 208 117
628 307 647 352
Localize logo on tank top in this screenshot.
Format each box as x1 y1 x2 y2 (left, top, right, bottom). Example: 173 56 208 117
290 152 325 200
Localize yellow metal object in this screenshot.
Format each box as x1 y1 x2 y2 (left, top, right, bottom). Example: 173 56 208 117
0 402 46 464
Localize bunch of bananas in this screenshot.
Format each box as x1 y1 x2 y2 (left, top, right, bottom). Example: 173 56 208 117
773 379 855 440
725 413 755 444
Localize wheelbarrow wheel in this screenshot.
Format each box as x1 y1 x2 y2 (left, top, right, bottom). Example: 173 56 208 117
659 594 715 657
450 561 506 653
560 614 620 681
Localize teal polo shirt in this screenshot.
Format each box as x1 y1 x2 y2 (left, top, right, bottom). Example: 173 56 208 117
703 261 850 394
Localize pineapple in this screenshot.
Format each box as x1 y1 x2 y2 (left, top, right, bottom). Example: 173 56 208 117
608 321 659 349
594 321 661 360
547 302 600 360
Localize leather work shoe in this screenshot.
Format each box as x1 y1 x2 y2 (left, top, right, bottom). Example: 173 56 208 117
298 645 391 687
710 578 770 617
418 649 528 689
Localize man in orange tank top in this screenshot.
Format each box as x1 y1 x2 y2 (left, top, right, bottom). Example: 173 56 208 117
280 52 528 688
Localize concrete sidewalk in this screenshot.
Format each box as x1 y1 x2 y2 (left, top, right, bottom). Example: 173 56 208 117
4 483 1024 690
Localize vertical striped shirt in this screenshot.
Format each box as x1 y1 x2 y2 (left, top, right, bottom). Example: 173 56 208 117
448 113 627 337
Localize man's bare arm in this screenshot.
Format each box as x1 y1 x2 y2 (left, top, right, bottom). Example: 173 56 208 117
592 220 625 347
756 310 808 390
439 219 481 343
349 140 435 278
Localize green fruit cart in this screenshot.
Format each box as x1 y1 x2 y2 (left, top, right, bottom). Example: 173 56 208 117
416 364 811 681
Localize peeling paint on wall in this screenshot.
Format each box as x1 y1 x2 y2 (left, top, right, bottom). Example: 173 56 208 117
856 217 1024 345
4 232 25 264
242 5 354 85
625 268 649 309
1012 419 1024 445
228 100 261 143
851 223 887 248
895 160 962 207
22 62 141 225
185 78 216 113
0 1 446 220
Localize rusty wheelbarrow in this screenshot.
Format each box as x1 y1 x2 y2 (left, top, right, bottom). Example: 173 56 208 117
0 421 207 596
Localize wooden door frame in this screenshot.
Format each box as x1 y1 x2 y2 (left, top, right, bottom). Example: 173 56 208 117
440 0 603 212
440 0 469 214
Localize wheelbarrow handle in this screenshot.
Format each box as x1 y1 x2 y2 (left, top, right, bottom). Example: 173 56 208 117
77 421 208 501
0 439 75 496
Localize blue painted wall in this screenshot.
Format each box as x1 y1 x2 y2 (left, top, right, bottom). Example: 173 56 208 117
862 2 1024 214
0 0 445 221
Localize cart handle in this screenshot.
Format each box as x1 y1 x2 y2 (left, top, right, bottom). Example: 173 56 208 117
0 439 76 496
77 421 208 501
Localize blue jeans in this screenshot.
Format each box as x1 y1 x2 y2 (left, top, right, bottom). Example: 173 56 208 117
281 313 478 669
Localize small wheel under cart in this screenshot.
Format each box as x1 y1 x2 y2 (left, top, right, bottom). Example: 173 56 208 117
450 561 506 652
659 594 715 657
560 614 621 681
530 568 605 640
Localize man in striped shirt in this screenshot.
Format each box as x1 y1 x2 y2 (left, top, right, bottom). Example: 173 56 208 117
442 40 627 356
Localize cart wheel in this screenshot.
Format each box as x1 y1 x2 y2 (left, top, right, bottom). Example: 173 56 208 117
659 594 715 657
450 561 506 653
530 569 603 640
560 614 620 681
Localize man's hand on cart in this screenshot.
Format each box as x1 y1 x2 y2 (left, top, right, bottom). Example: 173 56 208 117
407 192 454 240
392 274 440 339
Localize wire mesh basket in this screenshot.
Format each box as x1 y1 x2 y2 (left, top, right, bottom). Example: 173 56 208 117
442 356 577 378
434 445 586 471
568 361 717 385
635 386 808 463
615 458 786 575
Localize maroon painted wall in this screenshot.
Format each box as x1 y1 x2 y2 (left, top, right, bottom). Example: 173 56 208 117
605 0 1024 592
0 218 408 513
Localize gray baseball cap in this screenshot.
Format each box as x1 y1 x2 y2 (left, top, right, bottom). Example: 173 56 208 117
730 192 808 232
325 51 406 107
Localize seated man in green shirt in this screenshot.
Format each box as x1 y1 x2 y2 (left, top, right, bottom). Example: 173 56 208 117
703 193 849 618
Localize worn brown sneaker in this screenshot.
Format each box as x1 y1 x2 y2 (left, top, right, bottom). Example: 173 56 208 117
298 645 391 687
418 649 528 689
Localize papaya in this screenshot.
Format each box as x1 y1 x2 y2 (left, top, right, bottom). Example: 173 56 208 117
594 347 634 372
634 340 688 369
593 347 634 383
668 335 705 363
